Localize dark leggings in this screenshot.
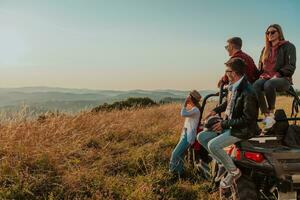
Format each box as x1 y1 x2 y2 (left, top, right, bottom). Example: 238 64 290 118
253 78 290 114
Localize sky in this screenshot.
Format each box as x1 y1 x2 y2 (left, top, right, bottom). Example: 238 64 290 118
0 0 299 90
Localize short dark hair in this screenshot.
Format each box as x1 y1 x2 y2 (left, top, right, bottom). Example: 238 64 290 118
225 58 246 76
227 37 242 50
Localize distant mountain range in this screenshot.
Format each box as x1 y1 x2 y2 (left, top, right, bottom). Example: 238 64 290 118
0 87 216 113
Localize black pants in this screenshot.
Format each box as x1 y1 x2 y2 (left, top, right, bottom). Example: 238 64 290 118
253 78 290 113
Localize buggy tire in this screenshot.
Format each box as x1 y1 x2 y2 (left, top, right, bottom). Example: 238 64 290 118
220 175 257 200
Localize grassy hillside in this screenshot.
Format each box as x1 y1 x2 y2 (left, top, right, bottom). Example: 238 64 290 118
0 87 215 114
0 96 296 199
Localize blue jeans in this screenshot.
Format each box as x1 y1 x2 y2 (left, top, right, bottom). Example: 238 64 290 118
169 130 190 175
197 129 241 172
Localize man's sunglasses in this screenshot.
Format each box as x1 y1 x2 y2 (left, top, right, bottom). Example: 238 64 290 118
225 70 233 73
266 30 277 35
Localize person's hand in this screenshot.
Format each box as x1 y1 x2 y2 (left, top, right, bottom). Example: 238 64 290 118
204 110 216 120
217 79 224 88
217 75 229 88
271 72 281 79
184 95 191 107
212 121 222 132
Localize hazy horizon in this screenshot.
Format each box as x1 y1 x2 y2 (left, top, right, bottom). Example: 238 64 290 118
0 0 299 90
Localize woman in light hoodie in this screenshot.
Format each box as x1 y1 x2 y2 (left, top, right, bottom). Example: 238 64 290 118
169 90 201 177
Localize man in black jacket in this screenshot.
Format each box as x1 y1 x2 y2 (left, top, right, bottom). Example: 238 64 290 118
197 58 259 188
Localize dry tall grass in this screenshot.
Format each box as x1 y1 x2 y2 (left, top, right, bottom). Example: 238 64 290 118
0 96 297 199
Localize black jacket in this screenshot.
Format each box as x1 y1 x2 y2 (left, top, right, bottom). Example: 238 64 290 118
258 41 296 78
213 78 260 139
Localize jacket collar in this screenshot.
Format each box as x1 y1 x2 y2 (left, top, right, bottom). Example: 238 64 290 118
236 76 248 93
232 50 243 57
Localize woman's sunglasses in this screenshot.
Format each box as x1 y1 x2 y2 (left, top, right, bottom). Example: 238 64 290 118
266 30 277 35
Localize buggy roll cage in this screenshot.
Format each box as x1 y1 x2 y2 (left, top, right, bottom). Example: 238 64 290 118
199 84 300 123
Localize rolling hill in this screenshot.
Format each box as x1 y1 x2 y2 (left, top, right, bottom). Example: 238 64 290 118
0 87 215 113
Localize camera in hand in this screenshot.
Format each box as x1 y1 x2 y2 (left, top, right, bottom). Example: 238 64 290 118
204 115 223 131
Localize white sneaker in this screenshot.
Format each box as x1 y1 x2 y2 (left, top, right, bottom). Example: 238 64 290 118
220 168 241 188
263 114 276 130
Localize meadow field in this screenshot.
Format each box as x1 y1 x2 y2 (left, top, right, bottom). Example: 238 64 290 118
0 96 295 200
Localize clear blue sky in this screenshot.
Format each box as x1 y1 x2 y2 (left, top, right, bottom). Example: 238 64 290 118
0 0 299 90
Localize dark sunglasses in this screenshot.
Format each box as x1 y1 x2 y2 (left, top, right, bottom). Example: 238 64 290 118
266 30 277 35
225 70 233 73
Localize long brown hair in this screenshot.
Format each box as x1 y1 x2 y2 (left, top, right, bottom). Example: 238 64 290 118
262 24 285 62
266 24 285 42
